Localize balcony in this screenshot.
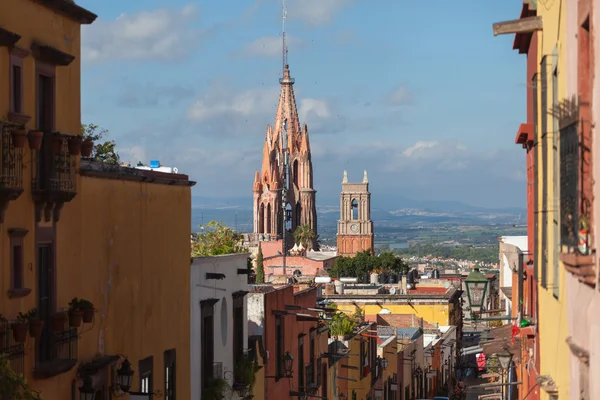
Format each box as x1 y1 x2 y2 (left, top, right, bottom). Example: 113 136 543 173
33 326 78 379
0 320 25 376
31 132 77 222
305 363 318 392
0 122 24 222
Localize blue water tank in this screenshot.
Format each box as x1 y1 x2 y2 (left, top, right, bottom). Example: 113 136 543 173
149 160 160 168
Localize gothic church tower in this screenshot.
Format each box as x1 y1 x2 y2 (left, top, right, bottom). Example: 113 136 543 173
252 65 318 243
337 171 374 256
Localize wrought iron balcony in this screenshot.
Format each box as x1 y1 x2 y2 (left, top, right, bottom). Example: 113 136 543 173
33 325 78 379
0 122 24 223
31 132 77 222
0 321 25 376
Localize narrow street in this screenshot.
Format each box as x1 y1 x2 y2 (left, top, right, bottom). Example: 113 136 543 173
464 376 499 400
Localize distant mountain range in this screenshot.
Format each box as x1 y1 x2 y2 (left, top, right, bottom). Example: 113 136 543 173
191 196 526 232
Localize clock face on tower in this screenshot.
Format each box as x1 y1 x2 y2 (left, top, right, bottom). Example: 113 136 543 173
350 224 359 233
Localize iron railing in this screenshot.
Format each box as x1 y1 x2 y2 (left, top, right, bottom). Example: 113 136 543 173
31 132 76 196
0 321 25 376
35 326 78 371
560 122 580 248
305 363 315 387
0 123 24 191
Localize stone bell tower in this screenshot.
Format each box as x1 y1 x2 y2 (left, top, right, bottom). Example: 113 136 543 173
336 170 374 256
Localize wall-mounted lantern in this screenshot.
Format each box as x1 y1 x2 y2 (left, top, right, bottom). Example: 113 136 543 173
464 268 489 311
283 351 294 377
79 357 134 400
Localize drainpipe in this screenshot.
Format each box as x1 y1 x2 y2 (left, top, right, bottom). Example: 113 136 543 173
518 252 524 318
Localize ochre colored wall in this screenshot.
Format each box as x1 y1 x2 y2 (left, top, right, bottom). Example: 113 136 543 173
535 1 570 398
335 303 451 327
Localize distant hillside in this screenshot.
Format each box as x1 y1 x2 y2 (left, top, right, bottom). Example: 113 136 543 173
191 196 526 233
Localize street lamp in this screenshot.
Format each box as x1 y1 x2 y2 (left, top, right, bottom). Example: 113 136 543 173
116 358 134 393
464 268 489 311
79 376 95 400
283 351 294 377
497 348 513 370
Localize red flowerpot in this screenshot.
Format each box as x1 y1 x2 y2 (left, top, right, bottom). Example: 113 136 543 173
51 312 67 332
28 319 44 339
81 139 94 158
68 136 83 156
68 309 83 328
11 321 28 344
28 130 44 150
82 307 95 323
49 135 63 154
11 129 27 149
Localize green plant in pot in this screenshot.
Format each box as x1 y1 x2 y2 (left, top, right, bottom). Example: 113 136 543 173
23 308 43 339
235 353 256 392
0 354 41 399
68 298 84 328
11 314 28 344
77 298 95 323
202 377 231 400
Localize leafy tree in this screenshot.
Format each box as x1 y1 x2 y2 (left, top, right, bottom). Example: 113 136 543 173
255 244 265 283
329 250 409 280
191 221 245 256
81 123 120 164
293 224 316 250
0 354 41 399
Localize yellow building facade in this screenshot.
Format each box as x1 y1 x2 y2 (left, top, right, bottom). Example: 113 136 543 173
534 0 570 398
0 1 194 398
334 301 457 328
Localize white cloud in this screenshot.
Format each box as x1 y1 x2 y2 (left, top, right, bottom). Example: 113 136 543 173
187 86 278 123
287 0 354 26
82 4 200 64
299 98 331 122
242 35 304 57
384 84 414 106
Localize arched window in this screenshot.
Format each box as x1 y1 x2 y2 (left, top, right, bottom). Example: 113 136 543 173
293 159 299 187
351 199 358 220
259 203 265 233
296 202 302 227
266 203 272 234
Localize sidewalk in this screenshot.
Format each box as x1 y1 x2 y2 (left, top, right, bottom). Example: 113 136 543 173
463 375 500 400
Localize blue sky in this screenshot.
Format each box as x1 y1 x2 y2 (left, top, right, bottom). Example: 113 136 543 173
78 0 527 209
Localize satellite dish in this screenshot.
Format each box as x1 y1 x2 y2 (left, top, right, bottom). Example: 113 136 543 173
407 283 413 290
173 167 178 173
444 281 450 289
389 287 397 295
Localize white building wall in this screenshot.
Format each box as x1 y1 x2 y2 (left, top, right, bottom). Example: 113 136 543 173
190 253 250 399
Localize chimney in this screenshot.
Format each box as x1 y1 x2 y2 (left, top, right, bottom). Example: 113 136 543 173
402 275 407 294
411 314 415 327
420 317 424 330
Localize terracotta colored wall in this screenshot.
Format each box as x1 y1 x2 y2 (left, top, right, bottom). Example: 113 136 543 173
263 255 335 276
262 286 328 400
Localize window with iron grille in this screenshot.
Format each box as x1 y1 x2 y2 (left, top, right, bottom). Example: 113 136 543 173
560 122 579 248
540 56 548 289
275 316 284 379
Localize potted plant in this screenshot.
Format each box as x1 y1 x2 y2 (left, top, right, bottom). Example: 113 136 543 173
68 298 84 327
81 138 94 158
579 215 589 254
24 308 44 339
50 311 67 332
77 298 95 323
202 377 231 400
11 127 27 149
11 315 28 344
236 353 256 392
28 130 44 150
68 135 83 156
49 133 63 154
